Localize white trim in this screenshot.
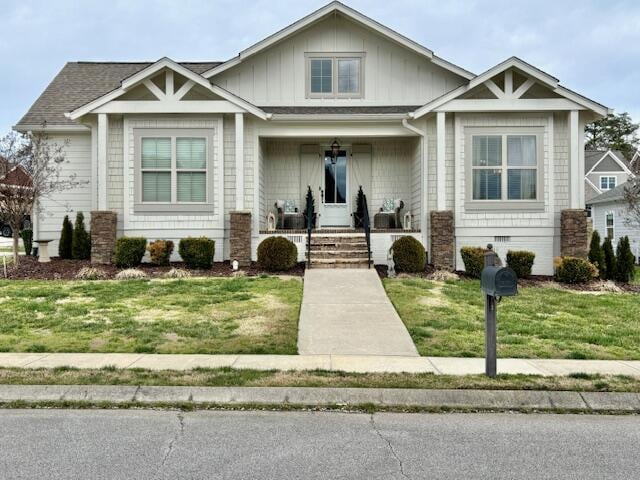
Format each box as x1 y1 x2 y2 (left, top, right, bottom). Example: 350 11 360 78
97 113 108 210
93 100 247 114
269 113 409 122
484 80 505 99
401 118 428 247
547 113 555 222
435 98 588 113
599 175 617 191
305 53 365 99
142 79 166 100
605 210 615 240
90 121 98 211
235 113 245 210
13 124 89 133
586 150 634 176
585 176 601 195
513 78 536 99
174 80 196 101
217 116 225 228
436 111 446 210
569 110 580 208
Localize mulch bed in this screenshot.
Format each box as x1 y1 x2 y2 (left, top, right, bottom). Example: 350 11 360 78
3 256 305 280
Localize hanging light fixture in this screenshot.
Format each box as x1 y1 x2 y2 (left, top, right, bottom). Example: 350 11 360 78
330 138 340 164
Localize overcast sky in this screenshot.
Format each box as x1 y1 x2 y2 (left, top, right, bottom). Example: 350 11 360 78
2 0 639 133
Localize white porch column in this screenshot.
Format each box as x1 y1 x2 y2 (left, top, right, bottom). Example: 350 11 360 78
97 113 109 210
235 112 244 210
569 110 581 208
436 111 446 210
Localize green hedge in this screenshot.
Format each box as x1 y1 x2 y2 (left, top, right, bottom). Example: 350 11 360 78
615 236 636 283
392 236 426 273
460 246 487 278
506 250 535 279
114 237 147 268
554 257 597 284
20 229 33 256
257 237 297 272
148 240 174 266
71 212 91 260
179 237 215 269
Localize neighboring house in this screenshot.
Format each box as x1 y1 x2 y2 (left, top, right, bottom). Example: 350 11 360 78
584 149 635 205
0 157 33 237
14 1 612 275
588 183 640 261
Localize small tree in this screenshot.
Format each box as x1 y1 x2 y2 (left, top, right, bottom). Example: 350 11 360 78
71 211 91 260
303 185 316 228
615 236 636 283
58 215 73 259
588 231 605 277
0 130 82 265
602 236 616 281
354 186 365 228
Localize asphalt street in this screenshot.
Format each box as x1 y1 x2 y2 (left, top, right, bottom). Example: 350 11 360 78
1 409 639 479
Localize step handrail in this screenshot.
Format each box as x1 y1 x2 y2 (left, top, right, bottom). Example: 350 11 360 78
305 187 314 268
362 191 371 269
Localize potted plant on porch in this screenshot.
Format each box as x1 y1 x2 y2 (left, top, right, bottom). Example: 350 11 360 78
303 186 317 229
352 186 366 228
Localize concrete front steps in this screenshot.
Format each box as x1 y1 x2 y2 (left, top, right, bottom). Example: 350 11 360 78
307 234 372 269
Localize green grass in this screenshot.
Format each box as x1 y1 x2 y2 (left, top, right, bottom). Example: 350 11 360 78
633 266 640 285
0 277 302 354
384 278 640 360
0 367 638 393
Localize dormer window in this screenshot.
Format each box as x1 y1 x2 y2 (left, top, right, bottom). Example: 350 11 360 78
306 53 364 98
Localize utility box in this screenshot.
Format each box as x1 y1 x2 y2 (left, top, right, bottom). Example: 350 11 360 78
481 266 518 297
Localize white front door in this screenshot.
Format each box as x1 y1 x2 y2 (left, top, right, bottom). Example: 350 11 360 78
322 149 350 227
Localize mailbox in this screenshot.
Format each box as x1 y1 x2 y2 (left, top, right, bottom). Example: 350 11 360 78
481 266 518 297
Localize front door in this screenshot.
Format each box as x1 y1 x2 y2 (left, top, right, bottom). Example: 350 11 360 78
322 149 350 227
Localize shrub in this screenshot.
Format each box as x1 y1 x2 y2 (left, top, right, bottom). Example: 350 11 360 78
257 236 297 272
114 237 147 268
554 257 597 284
148 240 174 266
71 212 91 260
615 236 636 283
20 229 33 256
163 268 192 279
602 237 617 280
506 250 535 279
58 215 73 259
75 267 108 280
460 246 487 278
115 268 148 280
588 231 605 277
392 236 426 273
179 237 215 269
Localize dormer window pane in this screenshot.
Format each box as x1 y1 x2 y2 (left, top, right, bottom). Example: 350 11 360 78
310 59 332 93
338 59 360 93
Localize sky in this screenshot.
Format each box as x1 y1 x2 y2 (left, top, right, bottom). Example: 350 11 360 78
2 0 639 133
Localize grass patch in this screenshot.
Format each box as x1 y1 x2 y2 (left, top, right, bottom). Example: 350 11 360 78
0 367 637 393
0 277 302 354
384 277 640 360
633 266 640 285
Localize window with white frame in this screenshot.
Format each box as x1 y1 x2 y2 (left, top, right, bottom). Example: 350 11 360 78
307 54 363 98
600 176 616 191
470 133 540 203
606 212 615 239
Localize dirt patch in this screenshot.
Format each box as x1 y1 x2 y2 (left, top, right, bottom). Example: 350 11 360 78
134 308 183 323
89 338 107 350
55 296 96 305
163 332 183 342
233 315 270 336
259 294 289 311
418 282 448 307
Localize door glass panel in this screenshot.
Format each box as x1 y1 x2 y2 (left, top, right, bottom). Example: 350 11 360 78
324 155 336 203
335 153 347 203
324 150 347 204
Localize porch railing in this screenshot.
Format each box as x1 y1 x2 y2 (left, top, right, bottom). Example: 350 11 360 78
362 193 371 269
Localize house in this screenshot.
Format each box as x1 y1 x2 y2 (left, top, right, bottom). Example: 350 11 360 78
584 149 635 205
14 1 612 275
588 182 640 261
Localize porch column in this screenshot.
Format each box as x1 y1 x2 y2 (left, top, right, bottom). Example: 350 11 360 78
569 110 581 209
97 113 109 210
235 112 244 210
436 111 446 210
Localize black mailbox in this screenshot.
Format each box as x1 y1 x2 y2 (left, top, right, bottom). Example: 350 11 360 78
481 266 518 297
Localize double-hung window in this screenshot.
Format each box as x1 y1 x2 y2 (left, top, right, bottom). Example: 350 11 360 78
135 129 212 213
606 212 615 239
600 176 616 191
467 128 543 210
307 54 363 98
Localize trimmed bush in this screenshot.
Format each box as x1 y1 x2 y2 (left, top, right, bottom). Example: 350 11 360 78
115 268 148 280
148 240 174 266
588 231 605 277
460 246 487 278
392 236 426 273
58 215 73 259
114 237 147 268
257 236 297 272
71 212 91 260
506 250 535 279
554 257 597 284
163 268 192 279
75 267 107 280
602 236 617 280
20 229 33 256
179 237 215 269
615 236 636 283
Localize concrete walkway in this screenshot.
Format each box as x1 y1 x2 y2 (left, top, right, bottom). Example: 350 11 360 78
1 353 639 376
297 269 419 356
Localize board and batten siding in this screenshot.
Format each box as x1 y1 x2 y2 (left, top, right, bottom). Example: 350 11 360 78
213 14 466 106
35 132 92 254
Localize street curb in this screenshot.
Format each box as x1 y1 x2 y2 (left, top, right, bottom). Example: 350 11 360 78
0 385 639 413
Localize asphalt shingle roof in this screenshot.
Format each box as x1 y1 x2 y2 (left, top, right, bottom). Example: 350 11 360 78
17 61 222 127
585 150 630 172
587 182 628 205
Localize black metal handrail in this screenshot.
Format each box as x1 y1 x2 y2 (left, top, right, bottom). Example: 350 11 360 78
362 192 371 269
305 187 314 268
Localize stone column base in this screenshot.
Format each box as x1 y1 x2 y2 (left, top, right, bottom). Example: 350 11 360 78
430 210 455 271
561 209 588 258
230 211 252 267
90 211 117 264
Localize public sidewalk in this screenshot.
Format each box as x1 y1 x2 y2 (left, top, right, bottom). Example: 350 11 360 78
1 353 640 376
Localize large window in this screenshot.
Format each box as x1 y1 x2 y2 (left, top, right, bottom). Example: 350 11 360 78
467 130 542 209
600 176 616 191
307 54 363 98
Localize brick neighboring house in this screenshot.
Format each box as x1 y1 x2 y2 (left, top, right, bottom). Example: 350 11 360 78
0 156 33 237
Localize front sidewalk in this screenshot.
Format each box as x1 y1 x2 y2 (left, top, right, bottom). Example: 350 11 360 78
2 353 640 376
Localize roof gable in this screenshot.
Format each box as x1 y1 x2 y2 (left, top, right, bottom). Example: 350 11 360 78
586 150 633 176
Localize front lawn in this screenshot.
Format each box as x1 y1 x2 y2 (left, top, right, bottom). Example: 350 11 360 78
0 277 302 354
384 278 640 360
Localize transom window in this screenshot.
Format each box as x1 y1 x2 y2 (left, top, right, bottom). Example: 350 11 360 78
140 136 207 204
600 176 616 190
606 212 615 239
470 133 540 203
307 54 363 98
